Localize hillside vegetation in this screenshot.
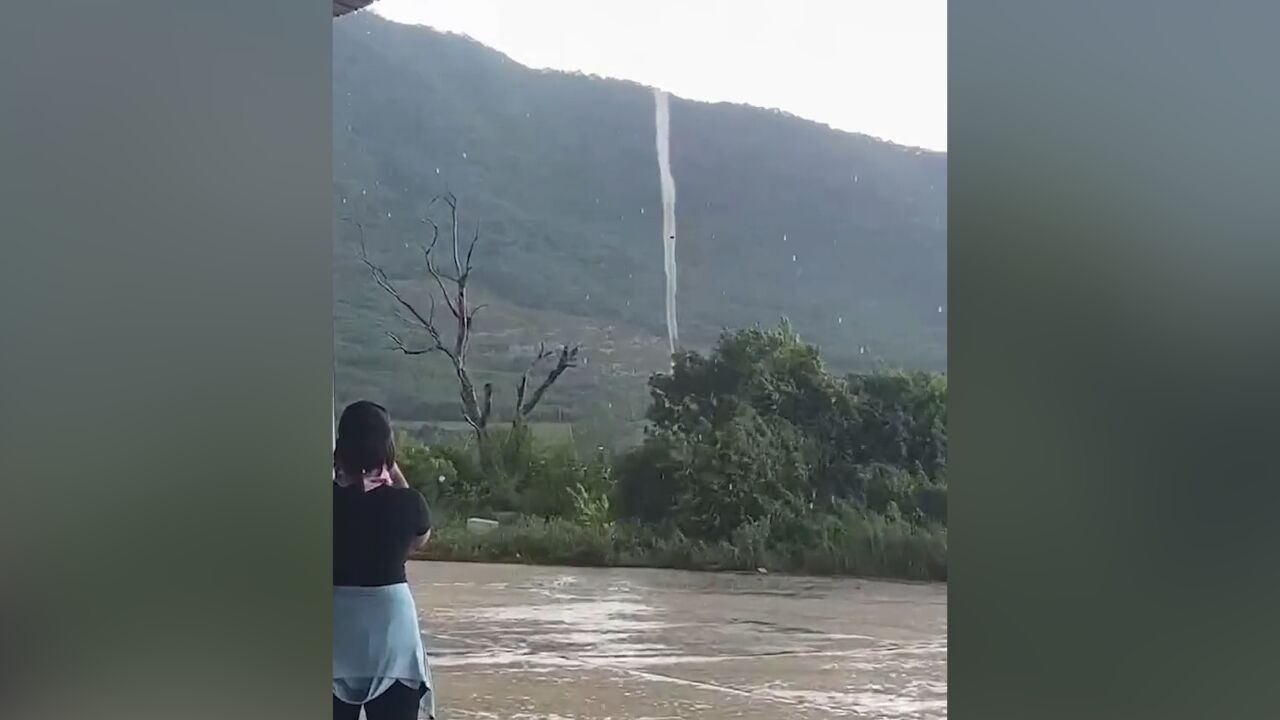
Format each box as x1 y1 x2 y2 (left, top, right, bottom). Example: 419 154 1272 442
333 13 946 448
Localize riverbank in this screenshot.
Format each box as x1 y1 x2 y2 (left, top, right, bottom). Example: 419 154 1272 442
415 513 947 582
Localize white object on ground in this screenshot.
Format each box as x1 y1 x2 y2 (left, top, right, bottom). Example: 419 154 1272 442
466 518 500 535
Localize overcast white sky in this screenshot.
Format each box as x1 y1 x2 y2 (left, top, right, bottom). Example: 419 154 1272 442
371 0 947 151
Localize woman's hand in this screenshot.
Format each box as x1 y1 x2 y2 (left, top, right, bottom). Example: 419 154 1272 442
389 462 409 489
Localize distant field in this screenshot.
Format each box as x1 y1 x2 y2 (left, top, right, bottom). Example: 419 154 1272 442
400 420 576 443
398 419 648 452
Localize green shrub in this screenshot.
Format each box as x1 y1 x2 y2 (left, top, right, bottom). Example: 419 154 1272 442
419 507 946 581
613 433 686 524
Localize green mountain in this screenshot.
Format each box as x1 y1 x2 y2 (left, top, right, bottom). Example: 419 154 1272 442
333 13 946 447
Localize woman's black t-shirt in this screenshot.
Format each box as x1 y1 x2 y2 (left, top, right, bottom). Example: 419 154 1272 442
332 484 431 587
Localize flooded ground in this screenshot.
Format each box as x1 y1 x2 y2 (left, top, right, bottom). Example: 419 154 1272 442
411 561 946 719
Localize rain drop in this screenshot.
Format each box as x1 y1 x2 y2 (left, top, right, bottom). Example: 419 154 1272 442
859 345 867 355
782 233 788 243
461 152 467 159
791 254 797 263
435 167 440 175
361 189 367 196
838 317 844 325
341 198 347 204
937 305 944 313
854 175 859 183
387 212 392 218
640 207 645 214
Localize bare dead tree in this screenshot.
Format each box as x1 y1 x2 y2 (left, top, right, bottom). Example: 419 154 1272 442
356 193 580 445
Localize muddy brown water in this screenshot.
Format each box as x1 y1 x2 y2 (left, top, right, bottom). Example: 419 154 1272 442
410 561 946 719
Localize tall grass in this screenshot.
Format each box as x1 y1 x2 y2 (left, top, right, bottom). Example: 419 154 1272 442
418 507 946 582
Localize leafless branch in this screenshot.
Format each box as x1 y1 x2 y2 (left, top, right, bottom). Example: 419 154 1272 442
357 222 458 367
514 376 528 420
463 220 481 280
461 410 481 434
466 303 489 328
518 344 581 419
386 331 434 356
420 219 462 321
437 192 463 280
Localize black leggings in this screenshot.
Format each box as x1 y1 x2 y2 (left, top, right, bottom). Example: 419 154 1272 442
333 682 426 720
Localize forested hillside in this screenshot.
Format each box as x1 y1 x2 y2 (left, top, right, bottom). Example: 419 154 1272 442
333 12 946 447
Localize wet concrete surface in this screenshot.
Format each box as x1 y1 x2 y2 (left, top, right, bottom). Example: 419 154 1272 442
411 561 946 719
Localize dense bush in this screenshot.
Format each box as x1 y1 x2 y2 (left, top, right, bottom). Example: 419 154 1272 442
859 463 948 525
616 323 947 543
612 434 684 525
396 425 611 523
398 323 947 581
668 410 810 541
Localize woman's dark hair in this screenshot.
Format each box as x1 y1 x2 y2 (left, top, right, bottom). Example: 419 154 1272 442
334 401 396 478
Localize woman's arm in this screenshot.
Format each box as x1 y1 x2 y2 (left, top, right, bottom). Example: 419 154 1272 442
412 489 432 550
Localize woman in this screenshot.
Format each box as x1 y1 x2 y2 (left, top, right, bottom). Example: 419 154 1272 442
332 401 435 720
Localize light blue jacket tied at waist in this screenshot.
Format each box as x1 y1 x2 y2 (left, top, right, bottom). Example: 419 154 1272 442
333 583 435 718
